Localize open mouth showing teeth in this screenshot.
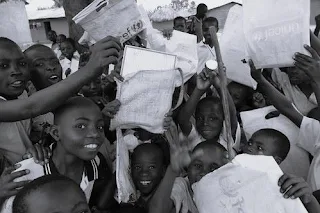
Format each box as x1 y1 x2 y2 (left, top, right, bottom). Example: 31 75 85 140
11 80 23 87
140 181 151 186
50 75 58 80
84 144 98 149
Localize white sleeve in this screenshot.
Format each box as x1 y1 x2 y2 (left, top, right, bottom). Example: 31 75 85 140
298 117 320 156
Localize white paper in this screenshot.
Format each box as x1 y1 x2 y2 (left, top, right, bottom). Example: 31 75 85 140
240 106 310 180
120 46 177 79
110 69 181 134
1 158 44 213
243 0 310 68
220 5 257 89
0 1 32 47
192 154 308 213
73 0 146 44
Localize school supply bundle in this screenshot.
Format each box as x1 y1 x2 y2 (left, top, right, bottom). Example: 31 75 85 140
110 46 183 134
240 106 310 180
73 0 146 44
220 5 257 89
0 0 32 48
192 154 308 213
243 0 310 68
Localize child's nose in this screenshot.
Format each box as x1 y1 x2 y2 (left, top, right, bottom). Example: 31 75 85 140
10 64 23 76
46 64 56 72
87 127 100 138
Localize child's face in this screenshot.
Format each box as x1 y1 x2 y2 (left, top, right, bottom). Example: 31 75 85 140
57 105 105 161
60 42 75 60
242 132 279 157
174 20 187 32
81 78 102 97
188 146 227 185
0 42 29 99
25 183 90 213
57 36 66 46
131 149 164 196
285 67 310 85
202 22 218 43
47 31 57 42
27 47 62 90
195 103 224 140
228 84 248 108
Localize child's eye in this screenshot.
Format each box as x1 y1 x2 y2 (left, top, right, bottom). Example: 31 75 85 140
194 163 202 169
0 63 8 69
75 124 86 129
134 165 141 170
257 146 263 151
97 125 104 131
35 63 44 67
19 61 27 67
149 165 155 169
248 141 253 146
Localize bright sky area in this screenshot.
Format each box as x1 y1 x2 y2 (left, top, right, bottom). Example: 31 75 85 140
26 0 242 11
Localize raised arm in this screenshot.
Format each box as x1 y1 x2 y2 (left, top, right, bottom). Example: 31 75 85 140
249 60 303 127
177 70 212 135
294 45 320 106
0 36 121 122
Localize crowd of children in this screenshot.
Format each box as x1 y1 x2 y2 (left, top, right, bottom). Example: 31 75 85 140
1 2 320 213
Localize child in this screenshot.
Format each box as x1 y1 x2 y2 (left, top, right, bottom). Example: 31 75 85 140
59 38 80 79
47 31 58 51
196 17 219 73
24 44 62 92
188 3 208 42
1 97 116 213
227 81 252 112
242 128 290 164
177 68 241 154
172 140 320 213
12 175 90 213
201 17 219 48
173 16 187 33
249 44 320 192
131 143 167 209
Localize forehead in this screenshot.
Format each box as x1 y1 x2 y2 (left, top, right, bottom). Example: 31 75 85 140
251 132 278 148
0 43 23 59
192 146 225 164
132 147 162 163
197 102 222 114
27 47 57 60
26 184 86 213
59 105 102 122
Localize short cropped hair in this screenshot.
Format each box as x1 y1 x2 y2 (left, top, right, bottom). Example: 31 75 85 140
53 96 100 125
195 96 223 117
174 16 187 26
0 37 19 48
203 17 219 28
61 38 76 49
12 175 83 213
23 44 52 56
197 3 208 14
254 129 290 161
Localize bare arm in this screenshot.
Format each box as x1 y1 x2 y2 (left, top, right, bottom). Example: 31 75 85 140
250 60 303 127
0 37 121 122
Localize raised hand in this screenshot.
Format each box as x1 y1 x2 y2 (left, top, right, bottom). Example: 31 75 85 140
0 165 30 204
23 143 51 165
278 174 313 204
197 68 214 91
102 99 121 118
249 60 263 82
293 45 320 84
252 92 266 108
86 36 122 74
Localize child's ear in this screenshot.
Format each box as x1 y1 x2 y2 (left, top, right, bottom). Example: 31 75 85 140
49 125 60 142
274 156 283 165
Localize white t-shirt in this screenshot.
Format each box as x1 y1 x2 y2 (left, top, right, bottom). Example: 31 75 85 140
298 117 320 191
60 51 80 79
